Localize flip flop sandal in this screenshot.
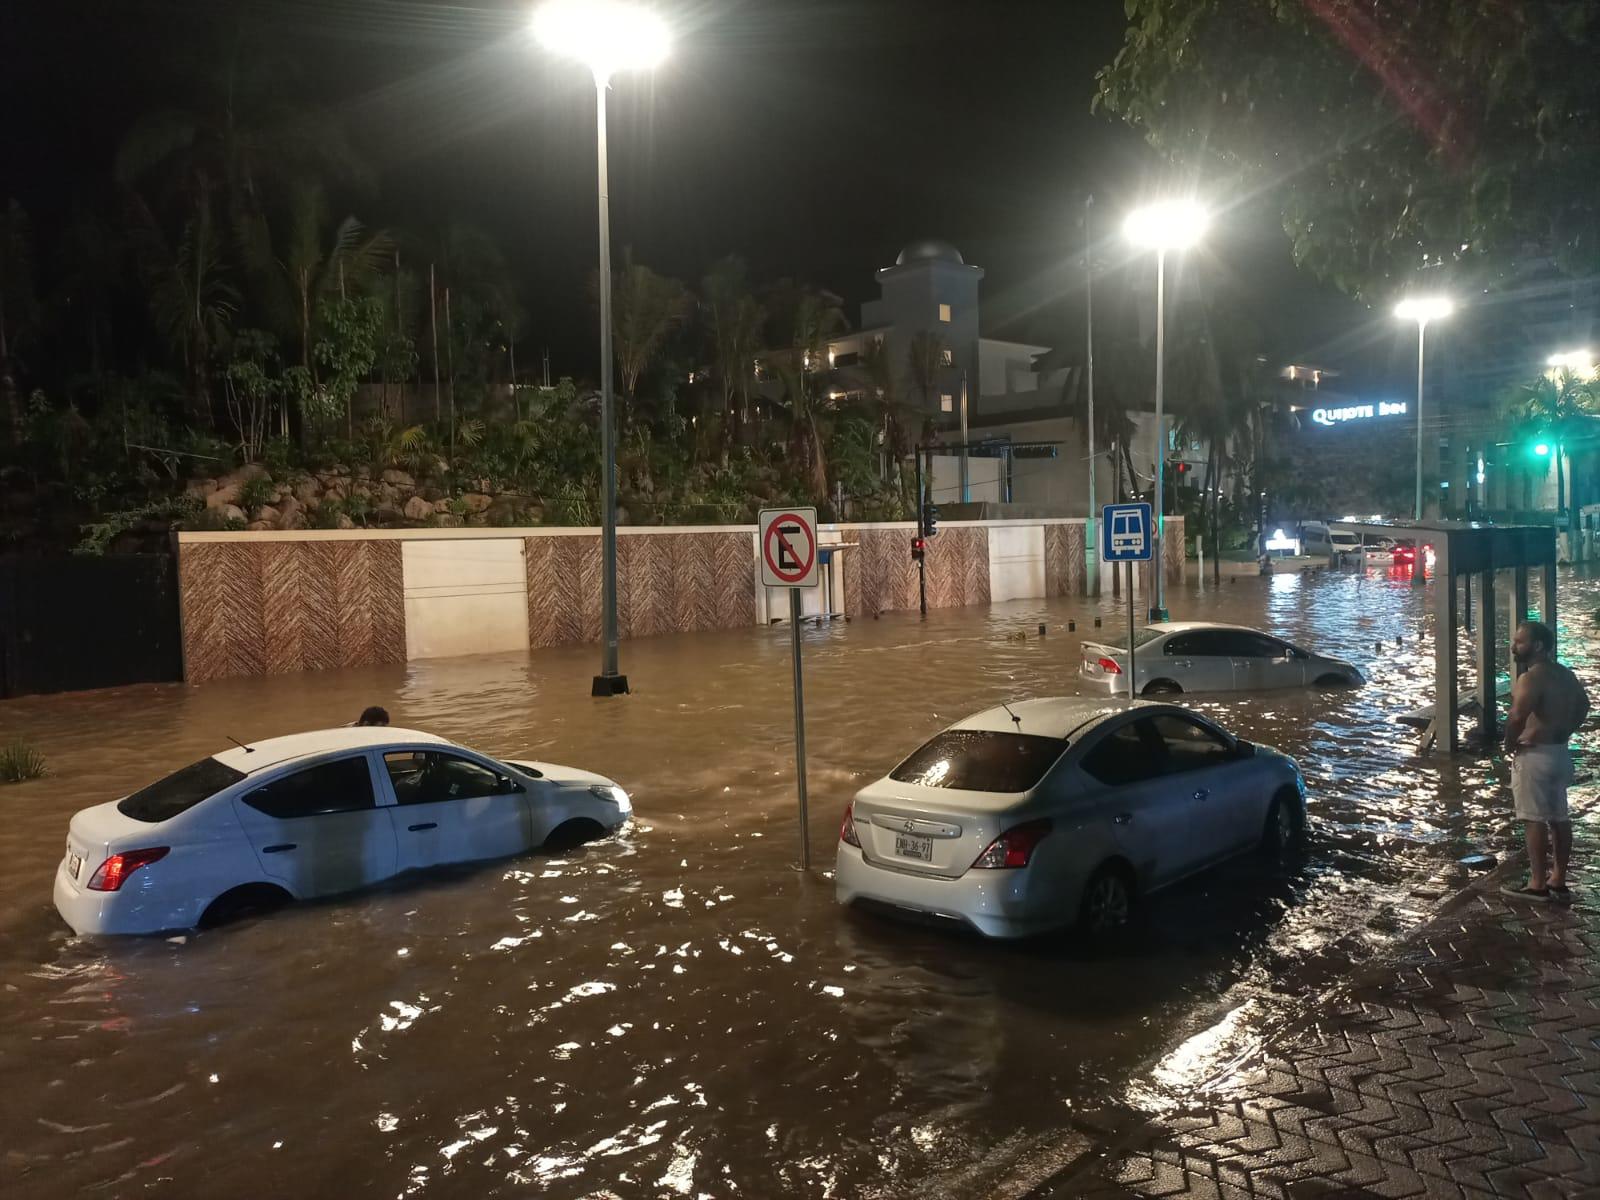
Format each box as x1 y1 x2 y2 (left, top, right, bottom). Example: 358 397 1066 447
1500 883 1552 901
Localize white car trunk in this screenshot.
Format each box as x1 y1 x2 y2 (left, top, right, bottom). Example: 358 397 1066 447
63 801 164 890
850 783 1010 879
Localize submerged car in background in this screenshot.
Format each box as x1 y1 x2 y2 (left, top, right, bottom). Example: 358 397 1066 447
835 698 1306 939
54 727 631 935
1079 621 1363 696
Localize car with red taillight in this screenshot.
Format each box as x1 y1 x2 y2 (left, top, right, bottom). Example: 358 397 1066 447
834 698 1305 939
53 727 632 936
1079 621 1362 697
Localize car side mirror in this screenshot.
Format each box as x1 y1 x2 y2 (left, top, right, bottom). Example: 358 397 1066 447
1234 739 1256 758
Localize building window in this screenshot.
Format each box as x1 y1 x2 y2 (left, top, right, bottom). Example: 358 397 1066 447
940 393 954 413
940 348 953 366
938 303 952 323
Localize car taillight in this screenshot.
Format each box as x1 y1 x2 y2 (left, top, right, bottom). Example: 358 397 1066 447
1097 657 1122 675
839 802 861 848
87 847 170 892
970 819 1052 869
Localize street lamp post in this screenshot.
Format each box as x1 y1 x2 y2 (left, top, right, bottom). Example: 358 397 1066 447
1394 296 1453 524
1123 199 1208 622
535 0 669 698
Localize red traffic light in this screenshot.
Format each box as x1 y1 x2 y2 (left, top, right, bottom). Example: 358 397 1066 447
911 537 926 559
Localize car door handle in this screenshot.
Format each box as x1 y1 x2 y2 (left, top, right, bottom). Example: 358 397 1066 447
263 843 296 854
1193 790 1209 801
1113 812 1132 825
407 822 438 832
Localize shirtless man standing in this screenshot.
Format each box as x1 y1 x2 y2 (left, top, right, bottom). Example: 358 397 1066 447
1502 620 1589 901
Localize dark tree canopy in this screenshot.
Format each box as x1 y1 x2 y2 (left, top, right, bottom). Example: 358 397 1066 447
1096 0 1600 302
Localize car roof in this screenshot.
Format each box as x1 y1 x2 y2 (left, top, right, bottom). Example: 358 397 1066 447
213 726 453 774
1145 621 1264 635
953 697 1163 740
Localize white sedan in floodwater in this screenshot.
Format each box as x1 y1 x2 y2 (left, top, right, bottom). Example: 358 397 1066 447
54 727 631 936
835 698 1305 939
1079 621 1363 696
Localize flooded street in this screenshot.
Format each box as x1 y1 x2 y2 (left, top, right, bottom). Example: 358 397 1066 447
3 565 1598 1199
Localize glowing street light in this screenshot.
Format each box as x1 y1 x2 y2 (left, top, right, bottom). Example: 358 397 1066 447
1123 199 1209 621
1546 349 1597 380
1394 296 1454 523
534 0 671 697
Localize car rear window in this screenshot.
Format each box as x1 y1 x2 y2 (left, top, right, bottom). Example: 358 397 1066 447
117 757 247 823
1099 627 1166 652
889 730 1068 793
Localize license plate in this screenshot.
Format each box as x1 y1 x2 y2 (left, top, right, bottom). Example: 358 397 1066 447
894 834 933 862
67 852 82 880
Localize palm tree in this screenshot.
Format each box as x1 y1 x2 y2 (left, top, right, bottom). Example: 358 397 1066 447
126 189 239 426
1174 302 1264 579
608 254 690 415
701 256 765 443
1502 368 1600 524
0 199 35 445
773 362 831 501
907 330 948 426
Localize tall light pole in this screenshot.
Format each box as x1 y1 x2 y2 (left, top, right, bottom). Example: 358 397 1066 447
1394 296 1454 523
535 0 670 697
1084 193 1097 595
1124 199 1208 622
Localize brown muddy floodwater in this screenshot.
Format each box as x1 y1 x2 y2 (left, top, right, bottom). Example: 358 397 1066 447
3 565 1599 1199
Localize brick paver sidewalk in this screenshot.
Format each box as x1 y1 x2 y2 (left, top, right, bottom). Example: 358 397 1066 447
1030 817 1600 1199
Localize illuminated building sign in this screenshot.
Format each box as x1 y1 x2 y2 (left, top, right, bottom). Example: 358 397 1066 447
1311 400 1407 427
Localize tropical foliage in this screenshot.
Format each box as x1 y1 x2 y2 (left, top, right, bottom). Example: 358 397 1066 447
1096 0 1600 301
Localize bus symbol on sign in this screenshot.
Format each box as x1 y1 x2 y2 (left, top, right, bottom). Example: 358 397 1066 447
1101 502 1153 562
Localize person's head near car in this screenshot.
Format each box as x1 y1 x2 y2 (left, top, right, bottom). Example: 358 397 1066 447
356 706 390 727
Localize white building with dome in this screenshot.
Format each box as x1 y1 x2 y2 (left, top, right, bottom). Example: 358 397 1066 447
817 240 1078 508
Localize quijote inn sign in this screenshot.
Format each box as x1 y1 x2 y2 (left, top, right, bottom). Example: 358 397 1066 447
1311 400 1407 427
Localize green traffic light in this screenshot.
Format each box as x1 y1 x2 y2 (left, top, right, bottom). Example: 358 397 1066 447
1534 442 1551 457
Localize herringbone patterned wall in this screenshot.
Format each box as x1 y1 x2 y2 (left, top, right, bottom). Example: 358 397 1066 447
179 521 1122 680
1044 523 1087 596
180 541 406 683
840 525 990 616
525 531 757 648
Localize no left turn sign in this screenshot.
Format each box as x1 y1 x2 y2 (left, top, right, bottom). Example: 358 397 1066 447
759 507 819 588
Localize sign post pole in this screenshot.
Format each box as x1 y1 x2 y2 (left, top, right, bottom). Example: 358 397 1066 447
759 507 821 871
1126 560 1136 700
789 588 810 869
1101 501 1154 702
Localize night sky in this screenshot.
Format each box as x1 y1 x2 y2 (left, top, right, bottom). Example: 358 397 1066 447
3 0 1384 385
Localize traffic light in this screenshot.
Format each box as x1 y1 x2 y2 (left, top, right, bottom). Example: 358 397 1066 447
922 502 940 537
1169 458 1191 480
911 536 926 560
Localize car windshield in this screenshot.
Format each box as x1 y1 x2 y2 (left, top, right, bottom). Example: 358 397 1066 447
117 756 247 823
889 730 1068 793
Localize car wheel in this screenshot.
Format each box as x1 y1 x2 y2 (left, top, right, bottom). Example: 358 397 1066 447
544 818 608 853
1142 680 1182 696
199 883 292 929
1078 863 1134 939
1261 790 1305 856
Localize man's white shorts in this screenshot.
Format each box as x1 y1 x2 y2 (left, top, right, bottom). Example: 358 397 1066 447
1512 744 1573 823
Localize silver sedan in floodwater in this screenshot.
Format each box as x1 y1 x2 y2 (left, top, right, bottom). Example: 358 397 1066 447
835 698 1306 939
1079 621 1363 696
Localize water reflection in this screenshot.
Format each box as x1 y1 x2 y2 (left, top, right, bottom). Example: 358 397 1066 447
2 566 1596 1197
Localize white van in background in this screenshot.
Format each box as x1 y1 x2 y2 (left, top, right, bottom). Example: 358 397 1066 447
1300 522 1361 559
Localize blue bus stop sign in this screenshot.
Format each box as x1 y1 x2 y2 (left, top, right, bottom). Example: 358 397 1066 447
1101 502 1153 563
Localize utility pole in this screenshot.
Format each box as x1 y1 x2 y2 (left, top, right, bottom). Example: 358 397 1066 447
1085 193 1098 595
